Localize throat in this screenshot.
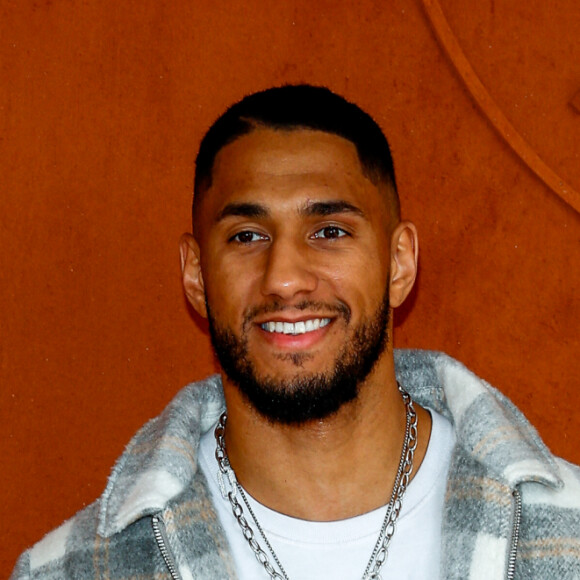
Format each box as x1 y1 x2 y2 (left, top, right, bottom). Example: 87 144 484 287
210 385 420 580
216 383 420 522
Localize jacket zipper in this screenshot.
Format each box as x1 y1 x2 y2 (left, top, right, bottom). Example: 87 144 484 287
152 490 523 580
152 515 183 580
506 488 522 580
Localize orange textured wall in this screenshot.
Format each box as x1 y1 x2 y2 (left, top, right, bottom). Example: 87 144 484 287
2 0 579 570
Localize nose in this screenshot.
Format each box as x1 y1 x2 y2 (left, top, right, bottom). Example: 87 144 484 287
260 237 318 300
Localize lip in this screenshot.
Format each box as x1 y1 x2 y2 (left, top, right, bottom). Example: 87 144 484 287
255 316 335 350
253 313 336 325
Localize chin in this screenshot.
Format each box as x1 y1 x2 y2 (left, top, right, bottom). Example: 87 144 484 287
207 289 391 424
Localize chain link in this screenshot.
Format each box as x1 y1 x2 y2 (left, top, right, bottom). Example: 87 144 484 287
215 383 417 580
363 387 417 579
215 417 290 580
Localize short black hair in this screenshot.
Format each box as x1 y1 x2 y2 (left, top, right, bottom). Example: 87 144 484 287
193 85 399 230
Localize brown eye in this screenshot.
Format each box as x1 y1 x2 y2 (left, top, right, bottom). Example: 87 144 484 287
312 226 348 240
230 231 267 244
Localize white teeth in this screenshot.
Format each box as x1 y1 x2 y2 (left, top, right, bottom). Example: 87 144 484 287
261 318 331 335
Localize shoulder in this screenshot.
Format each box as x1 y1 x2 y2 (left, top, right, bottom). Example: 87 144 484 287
9 377 225 579
10 499 173 579
10 502 99 579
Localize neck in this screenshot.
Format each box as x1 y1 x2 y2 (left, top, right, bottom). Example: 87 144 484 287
220 356 432 521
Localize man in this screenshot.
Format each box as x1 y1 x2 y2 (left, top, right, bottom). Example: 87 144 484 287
11 85 580 579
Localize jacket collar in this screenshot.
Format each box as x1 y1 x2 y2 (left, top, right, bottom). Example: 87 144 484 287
97 374 225 537
97 350 562 537
395 350 562 489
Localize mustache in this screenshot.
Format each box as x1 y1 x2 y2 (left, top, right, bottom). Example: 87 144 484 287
243 300 351 325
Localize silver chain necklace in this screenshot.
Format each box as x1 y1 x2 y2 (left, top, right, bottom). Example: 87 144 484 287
214 384 418 580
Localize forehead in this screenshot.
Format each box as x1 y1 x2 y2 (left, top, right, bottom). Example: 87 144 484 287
199 128 389 226
214 128 362 178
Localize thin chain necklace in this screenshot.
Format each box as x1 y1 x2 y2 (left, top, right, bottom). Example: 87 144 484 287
214 384 418 580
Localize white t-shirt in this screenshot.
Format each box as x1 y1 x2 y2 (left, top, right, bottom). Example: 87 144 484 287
199 409 455 580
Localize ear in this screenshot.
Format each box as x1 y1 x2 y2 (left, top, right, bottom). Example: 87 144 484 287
179 233 208 318
389 221 418 308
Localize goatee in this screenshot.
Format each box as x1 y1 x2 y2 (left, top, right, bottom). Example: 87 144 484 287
207 293 390 425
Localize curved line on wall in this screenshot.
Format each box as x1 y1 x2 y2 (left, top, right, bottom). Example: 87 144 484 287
422 0 580 214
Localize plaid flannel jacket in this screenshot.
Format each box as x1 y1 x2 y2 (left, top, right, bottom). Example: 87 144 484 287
11 350 580 579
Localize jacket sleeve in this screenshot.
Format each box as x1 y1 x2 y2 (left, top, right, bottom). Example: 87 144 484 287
9 550 31 580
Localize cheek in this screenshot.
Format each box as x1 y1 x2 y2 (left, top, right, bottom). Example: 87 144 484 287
318 248 389 297
202 263 260 324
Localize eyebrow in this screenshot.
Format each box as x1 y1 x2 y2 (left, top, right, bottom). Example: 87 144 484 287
299 200 365 218
215 202 270 223
215 199 366 223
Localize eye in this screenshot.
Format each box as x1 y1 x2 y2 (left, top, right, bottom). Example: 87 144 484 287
311 225 349 240
229 231 268 244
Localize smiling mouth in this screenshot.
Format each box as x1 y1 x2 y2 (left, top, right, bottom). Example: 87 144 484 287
260 318 331 335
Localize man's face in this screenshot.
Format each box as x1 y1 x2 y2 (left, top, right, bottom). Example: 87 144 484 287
193 129 396 423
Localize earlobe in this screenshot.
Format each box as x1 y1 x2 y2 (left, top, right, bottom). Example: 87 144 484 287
389 221 419 308
179 233 208 318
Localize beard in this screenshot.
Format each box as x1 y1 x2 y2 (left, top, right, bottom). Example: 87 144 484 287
207 291 390 425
